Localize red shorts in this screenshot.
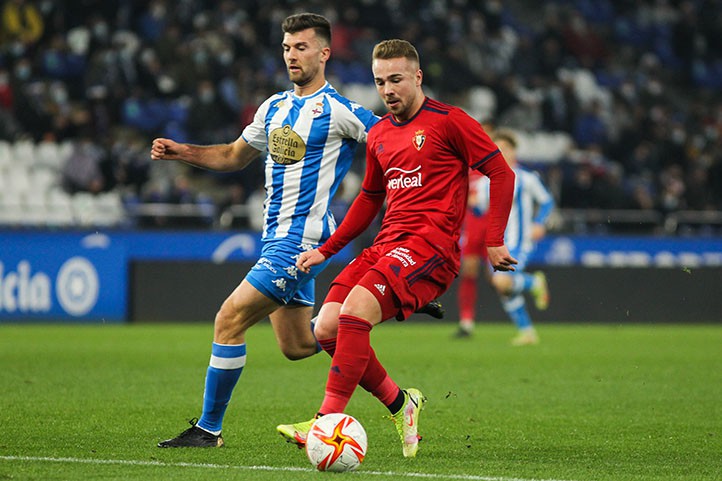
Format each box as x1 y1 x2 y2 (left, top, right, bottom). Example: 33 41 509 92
460 211 488 258
327 234 457 321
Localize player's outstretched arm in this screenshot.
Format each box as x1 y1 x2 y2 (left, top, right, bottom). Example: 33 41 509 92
487 245 517 272
297 249 327 274
150 137 261 172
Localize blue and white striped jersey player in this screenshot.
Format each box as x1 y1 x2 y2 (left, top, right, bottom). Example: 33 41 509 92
473 129 554 346
151 13 379 448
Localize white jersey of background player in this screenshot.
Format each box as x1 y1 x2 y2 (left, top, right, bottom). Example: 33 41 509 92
474 129 554 346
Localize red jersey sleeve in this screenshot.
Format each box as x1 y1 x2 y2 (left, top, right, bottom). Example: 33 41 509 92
446 110 515 247
318 144 386 258
477 154 514 246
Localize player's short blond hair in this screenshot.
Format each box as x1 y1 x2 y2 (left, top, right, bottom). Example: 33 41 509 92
492 128 518 148
372 39 420 68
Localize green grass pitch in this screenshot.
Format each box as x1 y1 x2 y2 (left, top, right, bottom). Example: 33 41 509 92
1 322 720 481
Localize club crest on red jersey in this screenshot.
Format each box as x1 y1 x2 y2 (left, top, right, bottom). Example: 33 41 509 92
412 130 426 151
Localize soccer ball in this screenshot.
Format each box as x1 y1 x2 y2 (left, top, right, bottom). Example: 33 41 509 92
305 413 367 472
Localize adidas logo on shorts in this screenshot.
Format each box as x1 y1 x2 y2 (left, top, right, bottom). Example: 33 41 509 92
374 283 386 295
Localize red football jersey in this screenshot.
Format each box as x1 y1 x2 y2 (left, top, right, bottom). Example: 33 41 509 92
319 97 513 273
361 98 510 270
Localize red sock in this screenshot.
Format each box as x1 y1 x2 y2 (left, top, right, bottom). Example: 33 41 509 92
318 338 336 356
458 275 477 321
319 315 372 414
362 348 400 406
319 336 399 408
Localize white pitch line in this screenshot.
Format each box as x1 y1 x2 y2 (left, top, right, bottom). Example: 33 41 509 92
0 455 578 481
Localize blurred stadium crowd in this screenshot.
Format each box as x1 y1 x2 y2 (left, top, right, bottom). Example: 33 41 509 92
0 0 721 234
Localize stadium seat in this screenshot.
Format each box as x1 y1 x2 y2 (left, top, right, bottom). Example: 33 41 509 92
46 188 75 227
71 192 98 226
467 86 497 123
23 188 49 226
6 167 31 194
0 165 8 192
516 131 573 164
93 191 127 226
0 190 26 226
34 141 63 171
57 140 73 162
340 83 383 112
0 141 11 170
31 167 59 191
12 139 36 166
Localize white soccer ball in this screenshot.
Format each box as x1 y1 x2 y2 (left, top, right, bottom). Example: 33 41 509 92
305 413 368 472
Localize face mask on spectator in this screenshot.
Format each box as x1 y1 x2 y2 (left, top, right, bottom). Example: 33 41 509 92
218 49 233 66
193 50 208 65
200 90 215 103
50 84 69 104
151 4 166 18
15 64 31 80
93 22 110 41
10 41 26 57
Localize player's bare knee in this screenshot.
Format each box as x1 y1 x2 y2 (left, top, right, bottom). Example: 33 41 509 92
313 320 338 340
314 303 341 340
491 276 510 296
280 342 315 361
460 258 480 277
282 349 310 361
213 305 246 343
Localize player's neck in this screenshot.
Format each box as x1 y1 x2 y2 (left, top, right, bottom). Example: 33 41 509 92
293 76 327 97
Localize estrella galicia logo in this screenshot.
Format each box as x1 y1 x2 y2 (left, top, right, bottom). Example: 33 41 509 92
56 257 99 316
268 125 306 165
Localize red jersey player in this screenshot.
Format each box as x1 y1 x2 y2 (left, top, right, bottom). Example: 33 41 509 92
277 39 516 458
455 166 491 337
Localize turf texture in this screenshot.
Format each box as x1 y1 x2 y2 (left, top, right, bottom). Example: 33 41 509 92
1 322 720 481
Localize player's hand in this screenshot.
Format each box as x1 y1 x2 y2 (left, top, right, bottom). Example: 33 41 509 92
487 245 517 272
296 248 327 274
150 138 184 160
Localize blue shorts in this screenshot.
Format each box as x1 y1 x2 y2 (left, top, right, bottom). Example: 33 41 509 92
245 239 330 306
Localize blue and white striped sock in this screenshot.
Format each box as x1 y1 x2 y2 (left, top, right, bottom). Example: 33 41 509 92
511 273 535 296
197 342 246 434
502 294 533 330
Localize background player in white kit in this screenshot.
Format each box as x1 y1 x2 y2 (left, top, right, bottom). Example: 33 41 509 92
472 129 554 346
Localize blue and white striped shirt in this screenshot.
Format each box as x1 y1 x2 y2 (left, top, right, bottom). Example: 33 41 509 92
475 167 554 253
241 82 378 245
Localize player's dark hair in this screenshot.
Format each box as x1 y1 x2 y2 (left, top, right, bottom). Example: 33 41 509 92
282 13 331 46
492 128 518 148
372 39 420 67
